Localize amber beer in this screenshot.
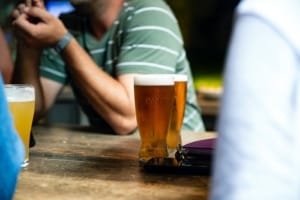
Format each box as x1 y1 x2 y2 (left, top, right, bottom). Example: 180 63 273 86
5 85 35 167
167 75 187 154
134 75 174 162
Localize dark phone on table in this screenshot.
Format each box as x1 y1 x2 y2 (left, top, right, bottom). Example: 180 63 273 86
143 157 211 175
143 138 215 175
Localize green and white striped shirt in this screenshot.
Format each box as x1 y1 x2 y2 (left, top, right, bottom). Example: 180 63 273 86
40 0 205 131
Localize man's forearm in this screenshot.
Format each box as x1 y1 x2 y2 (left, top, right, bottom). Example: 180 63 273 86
13 43 41 82
61 39 137 134
13 44 45 120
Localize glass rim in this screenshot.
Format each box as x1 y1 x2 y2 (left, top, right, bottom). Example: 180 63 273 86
4 84 35 101
4 84 34 88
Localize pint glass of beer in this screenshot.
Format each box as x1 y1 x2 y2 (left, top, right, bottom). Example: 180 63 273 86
5 84 35 167
134 75 174 163
167 74 187 155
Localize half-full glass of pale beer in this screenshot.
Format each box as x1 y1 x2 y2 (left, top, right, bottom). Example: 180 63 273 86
134 75 174 163
5 84 35 167
167 75 187 156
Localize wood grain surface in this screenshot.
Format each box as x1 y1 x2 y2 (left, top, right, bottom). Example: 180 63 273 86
14 125 215 200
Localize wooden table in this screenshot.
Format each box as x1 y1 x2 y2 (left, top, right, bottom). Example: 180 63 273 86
14 125 216 200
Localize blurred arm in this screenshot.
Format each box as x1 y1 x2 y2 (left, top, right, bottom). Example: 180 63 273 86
60 39 137 135
0 28 14 83
12 5 63 121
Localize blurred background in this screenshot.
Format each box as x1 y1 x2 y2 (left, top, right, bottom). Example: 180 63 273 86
166 0 240 89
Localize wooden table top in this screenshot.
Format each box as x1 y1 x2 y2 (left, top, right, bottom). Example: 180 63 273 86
14 125 216 200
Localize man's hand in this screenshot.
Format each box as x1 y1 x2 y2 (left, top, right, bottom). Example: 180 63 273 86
12 4 68 48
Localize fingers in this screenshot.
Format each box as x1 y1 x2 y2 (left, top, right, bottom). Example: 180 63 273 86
11 0 51 48
26 7 52 23
13 14 35 34
12 0 46 22
13 6 51 25
11 3 28 19
12 6 55 34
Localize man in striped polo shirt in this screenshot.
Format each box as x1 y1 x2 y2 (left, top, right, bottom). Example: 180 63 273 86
12 0 205 134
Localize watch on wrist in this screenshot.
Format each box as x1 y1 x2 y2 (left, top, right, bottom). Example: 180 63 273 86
53 32 73 54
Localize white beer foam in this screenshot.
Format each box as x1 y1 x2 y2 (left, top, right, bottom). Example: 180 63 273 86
5 85 35 102
172 74 188 82
134 74 174 86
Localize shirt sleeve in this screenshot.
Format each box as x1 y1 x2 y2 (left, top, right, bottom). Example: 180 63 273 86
40 48 69 84
116 1 183 75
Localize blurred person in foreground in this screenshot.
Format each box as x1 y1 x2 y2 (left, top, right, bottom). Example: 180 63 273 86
0 75 24 200
0 1 25 199
11 0 205 135
210 0 300 199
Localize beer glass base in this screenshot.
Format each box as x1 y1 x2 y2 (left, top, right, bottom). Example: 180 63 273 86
21 160 29 168
139 158 148 166
139 147 169 163
138 155 154 165
168 149 177 158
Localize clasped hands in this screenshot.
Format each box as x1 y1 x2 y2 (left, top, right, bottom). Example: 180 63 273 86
11 0 68 48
